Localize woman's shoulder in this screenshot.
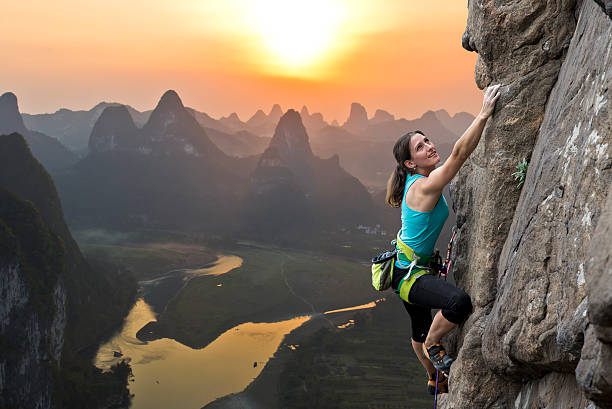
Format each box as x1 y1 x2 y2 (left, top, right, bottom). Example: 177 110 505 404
405 173 426 188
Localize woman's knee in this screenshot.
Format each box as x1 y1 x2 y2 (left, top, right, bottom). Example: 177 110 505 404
453 291 472 321
444 291 472 324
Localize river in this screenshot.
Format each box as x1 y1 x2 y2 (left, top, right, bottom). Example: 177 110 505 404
94 254 377 409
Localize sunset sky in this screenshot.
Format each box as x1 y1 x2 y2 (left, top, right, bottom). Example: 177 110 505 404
2 1 481 123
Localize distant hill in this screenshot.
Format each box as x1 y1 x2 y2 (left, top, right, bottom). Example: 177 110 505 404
0 92 79 174
203 126 270 158
22 101 149 154
56 90 250 232
311 106 475 189
20 94 474 188
244 109 380 241
432 109 474 136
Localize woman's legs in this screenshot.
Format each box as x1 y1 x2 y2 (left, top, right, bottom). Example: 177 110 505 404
411 338 436 378
408 274 473 343
406 275 473 370
402 301 436 378
424 310 457 349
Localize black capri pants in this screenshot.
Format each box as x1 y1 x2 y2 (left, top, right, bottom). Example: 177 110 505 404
391 269 472 343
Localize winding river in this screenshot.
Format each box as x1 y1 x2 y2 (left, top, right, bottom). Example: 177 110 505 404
94 254 376 409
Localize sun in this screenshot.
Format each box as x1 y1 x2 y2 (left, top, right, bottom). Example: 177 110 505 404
245 0 346 76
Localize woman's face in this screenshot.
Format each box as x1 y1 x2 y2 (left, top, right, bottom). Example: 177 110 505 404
404 133 440 171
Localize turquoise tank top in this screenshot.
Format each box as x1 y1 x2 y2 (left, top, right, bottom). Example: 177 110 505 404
395 174 449 268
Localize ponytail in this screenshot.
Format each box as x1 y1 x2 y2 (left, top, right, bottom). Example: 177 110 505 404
385 164 408 207
384 130 424 207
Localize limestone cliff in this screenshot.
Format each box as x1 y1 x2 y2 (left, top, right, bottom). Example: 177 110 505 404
443 1 611 408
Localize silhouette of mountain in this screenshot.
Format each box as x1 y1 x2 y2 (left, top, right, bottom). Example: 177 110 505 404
186 107 231 133
269 104 283 123
310 105 472 188
56 90 247 231
246 109 268 128
89 105 140 152
245 110 378 240
218 112 245 132
433 109 474 136
0 92 78 174
300 105 328 134
371 109 395 124
342 102 369 134
22 101 149 154
203 126 270 158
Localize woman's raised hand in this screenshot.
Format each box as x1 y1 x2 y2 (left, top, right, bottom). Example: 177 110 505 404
479 84 502 119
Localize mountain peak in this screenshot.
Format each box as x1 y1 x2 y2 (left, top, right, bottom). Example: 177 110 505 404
248 109 267 123
420 110 438 121
300 105 310 117
371 109 395 124
276 109 302 128
89 105 138 153
227 112 241 122
343 102 368 131
0 92 18 108
269 109 312 158
0 92 28 136
269 104 283 117
156 90 184 112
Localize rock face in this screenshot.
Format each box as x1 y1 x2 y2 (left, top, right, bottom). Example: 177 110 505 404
0 190 66 409
443 1 611 408
0 133 134 408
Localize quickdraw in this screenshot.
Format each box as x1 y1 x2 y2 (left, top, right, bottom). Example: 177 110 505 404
441 227 456 279
429 226 456 280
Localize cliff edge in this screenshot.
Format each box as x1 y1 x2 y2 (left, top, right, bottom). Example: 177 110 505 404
444 1 611 408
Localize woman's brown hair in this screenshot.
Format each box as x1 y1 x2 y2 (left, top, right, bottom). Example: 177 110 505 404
385 130 424 207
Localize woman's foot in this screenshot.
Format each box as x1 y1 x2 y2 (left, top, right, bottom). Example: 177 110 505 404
427 372 448 395
422 343 454 373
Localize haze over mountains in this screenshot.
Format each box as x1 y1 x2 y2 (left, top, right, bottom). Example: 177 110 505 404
245 109 378 239
28 90 383 241
18 91 473 189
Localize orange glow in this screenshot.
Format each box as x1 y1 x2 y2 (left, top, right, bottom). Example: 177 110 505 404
1 1 480 121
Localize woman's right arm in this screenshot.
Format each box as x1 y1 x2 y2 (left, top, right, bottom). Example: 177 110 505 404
420 84 501 195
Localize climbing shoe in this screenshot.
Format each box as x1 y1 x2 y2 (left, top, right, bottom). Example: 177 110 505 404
427 373 448 395
423 343 454 373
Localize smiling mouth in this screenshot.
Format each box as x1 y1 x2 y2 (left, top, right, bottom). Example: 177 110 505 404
428 152 438 158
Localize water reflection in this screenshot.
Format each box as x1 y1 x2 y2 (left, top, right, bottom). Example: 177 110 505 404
94 254 379 409
324 298 383 315
95 299 310 409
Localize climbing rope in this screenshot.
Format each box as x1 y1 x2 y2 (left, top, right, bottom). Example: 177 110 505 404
434 370 439 408
433 227 456 408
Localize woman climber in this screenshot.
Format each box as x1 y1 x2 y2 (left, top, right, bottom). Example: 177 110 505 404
385 84 501 395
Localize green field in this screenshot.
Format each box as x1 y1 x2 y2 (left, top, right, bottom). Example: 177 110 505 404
156 243 380 348
276 299 434 409
75 229 218 280
205 298 437 409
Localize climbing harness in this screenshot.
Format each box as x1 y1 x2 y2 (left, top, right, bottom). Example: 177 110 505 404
394 232 436 303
